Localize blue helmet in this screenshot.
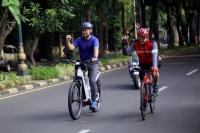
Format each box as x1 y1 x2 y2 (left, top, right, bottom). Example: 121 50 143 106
82 22 93 29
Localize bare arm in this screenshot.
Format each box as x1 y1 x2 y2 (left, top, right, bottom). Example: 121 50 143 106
94 47 99 58
66 35 75 50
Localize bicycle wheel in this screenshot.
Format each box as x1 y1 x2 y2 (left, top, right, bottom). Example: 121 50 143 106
140 81 148 120
91 78 101 112
68 81 83 120
149 85 156 113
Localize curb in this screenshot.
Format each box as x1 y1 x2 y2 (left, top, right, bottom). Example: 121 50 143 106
0 62 128 98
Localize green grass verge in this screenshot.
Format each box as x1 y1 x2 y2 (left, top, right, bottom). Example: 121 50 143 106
159 45 198 57
0 72 28 90
29 63 74 80
99 54 129 66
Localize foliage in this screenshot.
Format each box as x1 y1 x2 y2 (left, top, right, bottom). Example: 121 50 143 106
1 0 21 24
29 63 74 80
55 63 74 76
0 72 27 90
29 66 59 80
100 54 129 65
23 1 75 34
159 45 198 56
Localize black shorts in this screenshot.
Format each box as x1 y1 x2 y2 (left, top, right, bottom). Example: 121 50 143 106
139 64 152 80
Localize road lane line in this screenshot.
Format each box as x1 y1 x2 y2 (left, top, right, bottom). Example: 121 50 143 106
186 69 199 76
158 86 168 93
78 130 91 133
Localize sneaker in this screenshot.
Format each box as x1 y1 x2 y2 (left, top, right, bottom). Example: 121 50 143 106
91 101 97 109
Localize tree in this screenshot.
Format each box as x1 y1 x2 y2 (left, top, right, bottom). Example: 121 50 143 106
0 0 25 54
23 1 74 66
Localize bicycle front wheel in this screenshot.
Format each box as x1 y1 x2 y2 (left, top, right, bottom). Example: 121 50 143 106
68 81 83 120
140 81 148 120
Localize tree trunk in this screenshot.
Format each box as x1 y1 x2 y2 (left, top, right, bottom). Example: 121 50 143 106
108 0 116 52
97 1 105 56
197 13 200 43
167 5 176 48
150 0 159 46
140 0 146 27
0 0 25 53
29 34 40 66
0 9 16 52
83 3 91 22
59 33 63 58
176 1 184 46
108 28 115 51
183 3 191 44
121 3 126 34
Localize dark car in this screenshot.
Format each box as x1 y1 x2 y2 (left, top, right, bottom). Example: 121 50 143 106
0 45 18 72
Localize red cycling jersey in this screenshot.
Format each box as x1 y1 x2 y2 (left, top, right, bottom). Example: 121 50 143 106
133 40 153 65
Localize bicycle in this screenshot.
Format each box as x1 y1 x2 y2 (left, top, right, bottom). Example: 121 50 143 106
68 60 101 120
139 69 157 120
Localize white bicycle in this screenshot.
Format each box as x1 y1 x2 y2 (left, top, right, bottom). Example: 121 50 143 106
68 60 101 120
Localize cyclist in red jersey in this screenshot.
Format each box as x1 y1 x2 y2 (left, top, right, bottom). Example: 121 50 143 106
127 27 159 94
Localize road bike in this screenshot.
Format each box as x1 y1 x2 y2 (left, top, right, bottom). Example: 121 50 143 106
140 69 157 120
68 60 101 120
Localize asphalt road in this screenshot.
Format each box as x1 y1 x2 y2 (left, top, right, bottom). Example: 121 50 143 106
0 53 200 133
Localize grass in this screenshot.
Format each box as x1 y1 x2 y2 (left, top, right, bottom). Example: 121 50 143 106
0 72 28 90
29 66 59 80
159 45 198 57
99 54 129 66
55 63 74 76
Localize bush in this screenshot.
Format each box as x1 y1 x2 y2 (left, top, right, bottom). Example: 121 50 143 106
0 72 27 90
29 66 59 80
55 63 74 77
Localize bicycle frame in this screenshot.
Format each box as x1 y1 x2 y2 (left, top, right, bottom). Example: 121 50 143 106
143 71 153 84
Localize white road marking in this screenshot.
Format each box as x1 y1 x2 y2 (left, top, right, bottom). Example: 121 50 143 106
158 86 168 93
78 130 91 133
186 69 199 76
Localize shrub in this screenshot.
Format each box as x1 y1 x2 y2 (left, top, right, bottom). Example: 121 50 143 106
29 66 59 80
0 72 27 90
55 63 74 76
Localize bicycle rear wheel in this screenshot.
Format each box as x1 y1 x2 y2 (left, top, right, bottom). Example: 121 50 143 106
149 85 156 113
140 81 148 120
68 81 83 120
